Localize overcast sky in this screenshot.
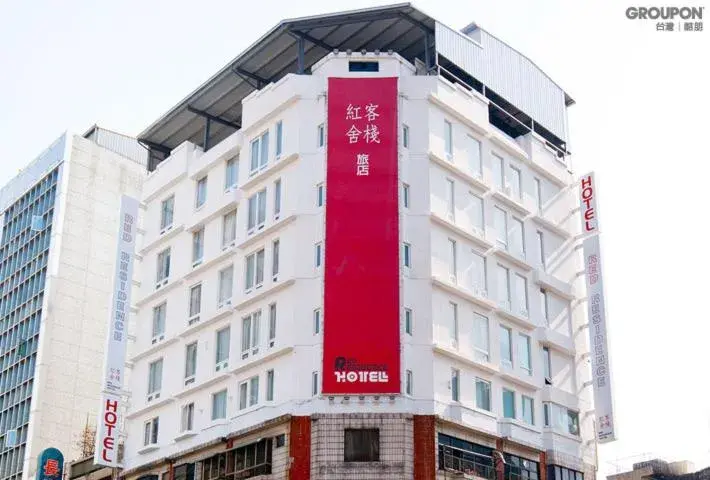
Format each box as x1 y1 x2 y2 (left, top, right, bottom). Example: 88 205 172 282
1 0 708 476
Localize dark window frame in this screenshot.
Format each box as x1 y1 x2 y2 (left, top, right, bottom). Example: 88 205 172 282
344 428 380 462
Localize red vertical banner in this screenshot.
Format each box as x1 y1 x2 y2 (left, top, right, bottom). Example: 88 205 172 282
323 77 400 394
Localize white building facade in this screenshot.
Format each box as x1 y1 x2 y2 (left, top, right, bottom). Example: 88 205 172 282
122 5 600 480
0 127 145 480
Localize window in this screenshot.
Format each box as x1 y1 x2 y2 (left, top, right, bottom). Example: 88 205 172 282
403 243 411 267
272 240 280 280
212 390 227 420
245 249 265 291
275 121 283 157
540 289 549 323
536 231 545 270
215 327 230 368
266 369 275 401
344 429 380 462
519 334 532 375
509 166 521 199
247 189 267 233
185 342 197 382
143 417 159 446
449 301 459 347
403 183 410 208
475 378 491 411
468 193 484 233
493 153 505 189
313 308 321 334
497 264 511 308
522 396 534 424
317 123 325 148
514 274 528 317
222 210 237 248
349 60 379 72
316 183 325 207
534 178 542 212
510 218 525 257
189 284 202 322
494 207 508 248
404 308 412 335
241 311 261 357
467 135 482 177
403 124 410 148
543 347 552 383
152 303 166 342
218 266 233 306
315 242 322 268
500 325 513 367
444 120 453 158
549 466 584 480
181 403 194 432
148 359 163 397
225 156 238 189
448 239 457 282
473 313 489 362
238 376 260 409
156 248 171 284
273 179 282 219
406 370 413 395
160 196 174 230
503 389 516 418
268 303 277 346
446 179 455 220
195 177 207 209
543 402 579 436
470 251 487 295
451 368 460 401
250 131 269 174
192 228 204 265
505 453 540 480
312 371 319 396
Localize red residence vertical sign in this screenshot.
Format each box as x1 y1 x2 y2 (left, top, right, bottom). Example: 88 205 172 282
323 77 400 394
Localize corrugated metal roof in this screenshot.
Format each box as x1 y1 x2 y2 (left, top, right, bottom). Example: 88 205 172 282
138 2 573 161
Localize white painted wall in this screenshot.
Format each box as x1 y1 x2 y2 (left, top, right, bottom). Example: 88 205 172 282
124 52 592 471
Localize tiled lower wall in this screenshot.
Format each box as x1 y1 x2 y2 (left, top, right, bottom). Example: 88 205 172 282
310 413 414 480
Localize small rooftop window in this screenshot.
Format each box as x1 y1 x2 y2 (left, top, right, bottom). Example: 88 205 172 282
349 61 379 72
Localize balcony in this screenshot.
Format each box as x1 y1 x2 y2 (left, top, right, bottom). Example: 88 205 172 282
438 444 495 480
496 302 537 330
446 403 498 436
536 327 574 355
533 270 574 300
143 141 198 203
497 418 542 449
542 429 583 459
185 187 242 232
519 133 571 187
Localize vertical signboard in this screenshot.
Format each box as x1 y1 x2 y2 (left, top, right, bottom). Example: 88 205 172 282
579 172 615 443
95 195 139 466
322 77 400 394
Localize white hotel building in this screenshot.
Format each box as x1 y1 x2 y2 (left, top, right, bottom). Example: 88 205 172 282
122 4 599 480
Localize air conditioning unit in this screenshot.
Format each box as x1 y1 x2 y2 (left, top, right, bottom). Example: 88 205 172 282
241 351 249 360
147 392 160 402
184 377 195 386
188 315 200 326
215 360 228 371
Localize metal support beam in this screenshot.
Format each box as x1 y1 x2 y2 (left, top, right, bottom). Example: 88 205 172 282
203 118 211 151
297 36 305 74
187 106 240 130
138 139 171 155
398 12 434 34
232 67 269 88
289 29 335 52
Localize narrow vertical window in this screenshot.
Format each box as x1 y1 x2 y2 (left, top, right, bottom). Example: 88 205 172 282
446 179 455 220
222 210 237 248
225 156 238 189
160 196 174 231
515 273 529 317
218 266 233 306
189 284 202 323
272 239 280 281
404 308 412 335
497 264 511 309
469 193 484 233
274 179 282 219
510 217 525 258
195 177 207 209
268 303 277 346
475 378 491 411
509 166 522 200
536 231 545 270
467 135 482 177
493 153 505 190
405 370 413 395
317 183 325 207
317 124 325 147
451 368 460 401
449 301 459 347
266 369 275 401
534 178 543 212
403 184 410 208
448 239 457 283
312 371 319 396
275 121 283 158
313 309 321 334
192 228 204 266
211 390 227 420
403 124 410 148
494 207 508 248
473 313 489 362
444 120 453 159
540 288 549 323
503 389 516 418
543 346 552 383
522 395 535 425
315 242 322 268
519 333 532 375
500 325 513 367
403 243 411 267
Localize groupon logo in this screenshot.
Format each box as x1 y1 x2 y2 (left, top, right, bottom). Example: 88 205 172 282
625 6 704 19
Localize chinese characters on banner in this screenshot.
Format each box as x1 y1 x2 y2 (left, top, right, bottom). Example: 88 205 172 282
95 195 139 467
579 172 616 443
323 77 400 394
35 448 63 480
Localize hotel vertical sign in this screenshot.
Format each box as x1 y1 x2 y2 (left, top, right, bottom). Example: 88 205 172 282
580 173 616 443
322 77 400 394
95 195 139 466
